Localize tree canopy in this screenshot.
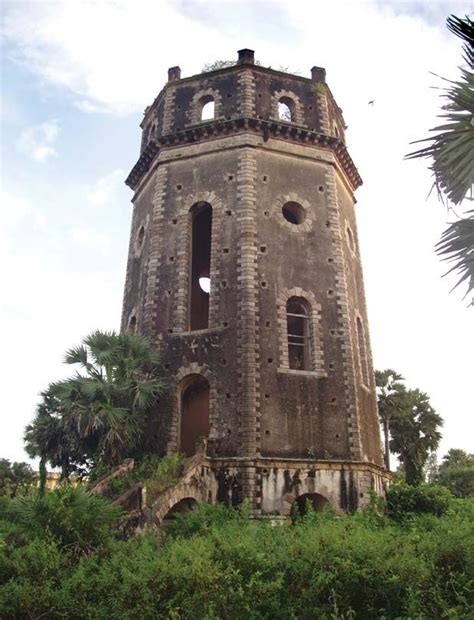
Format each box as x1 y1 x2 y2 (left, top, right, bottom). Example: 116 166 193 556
25 330 164 476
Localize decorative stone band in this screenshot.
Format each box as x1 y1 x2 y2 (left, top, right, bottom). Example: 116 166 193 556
142 164 168 343
324 166 363 461
237 69 256 117
125 118 362 191
166 362 218 455
276 286 326 377
236 148 259 506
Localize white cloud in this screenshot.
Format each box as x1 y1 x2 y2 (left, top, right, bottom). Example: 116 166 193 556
87 169 125 207
1 0 234 115
17 119 60 162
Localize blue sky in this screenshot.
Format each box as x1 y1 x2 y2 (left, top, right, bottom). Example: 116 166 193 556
1 0 472 465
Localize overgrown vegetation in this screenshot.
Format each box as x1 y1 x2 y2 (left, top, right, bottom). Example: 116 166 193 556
89 453 185 505
1 484 473 619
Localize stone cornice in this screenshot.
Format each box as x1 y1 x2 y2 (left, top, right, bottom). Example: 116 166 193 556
125 117 362 191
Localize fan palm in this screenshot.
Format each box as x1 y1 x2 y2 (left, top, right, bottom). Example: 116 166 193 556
406 15 474 299
26 331 164 472
375 369 405 471
389 388 443 486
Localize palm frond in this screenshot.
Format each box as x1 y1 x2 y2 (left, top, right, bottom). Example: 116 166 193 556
436 211 474 295
406 69 474 206
447 14 474 68
64 345 89 368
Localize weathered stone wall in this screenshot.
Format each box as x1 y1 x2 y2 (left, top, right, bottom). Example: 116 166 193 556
122 51 386 515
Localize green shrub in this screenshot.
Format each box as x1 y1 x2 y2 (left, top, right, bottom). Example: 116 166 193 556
386 483 453 521
7 484 121 553
144 453 185 505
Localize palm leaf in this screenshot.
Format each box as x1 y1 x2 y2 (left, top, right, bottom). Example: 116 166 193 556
436 211 474 295
406 69 474 206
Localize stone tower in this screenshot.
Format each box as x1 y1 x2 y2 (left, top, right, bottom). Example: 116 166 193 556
122 49 389 517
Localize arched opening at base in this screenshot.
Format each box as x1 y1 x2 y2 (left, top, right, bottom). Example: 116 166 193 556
293 492 330 516
162 497 198 525
179 374 210 457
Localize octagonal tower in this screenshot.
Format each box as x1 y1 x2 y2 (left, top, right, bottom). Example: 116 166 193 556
122 49 389 516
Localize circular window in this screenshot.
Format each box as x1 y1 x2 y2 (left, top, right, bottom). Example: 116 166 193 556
282 201 305 225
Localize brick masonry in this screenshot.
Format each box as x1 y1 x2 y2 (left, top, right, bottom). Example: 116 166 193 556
121 53 389 516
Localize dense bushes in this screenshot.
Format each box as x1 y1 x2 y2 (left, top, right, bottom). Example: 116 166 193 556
386 482 453 521
1 486 473 619
3 485 121 553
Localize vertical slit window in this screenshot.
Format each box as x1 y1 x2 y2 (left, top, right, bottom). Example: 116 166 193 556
190 202 212 330
357 317 369 385
287 297 312 370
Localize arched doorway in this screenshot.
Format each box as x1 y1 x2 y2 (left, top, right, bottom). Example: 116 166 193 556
179 374 210 457
293 492 330 516
162 497 198 525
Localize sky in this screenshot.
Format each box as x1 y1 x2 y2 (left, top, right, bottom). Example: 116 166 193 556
1 0 472 466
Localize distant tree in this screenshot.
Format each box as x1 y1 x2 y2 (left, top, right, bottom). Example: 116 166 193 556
440 447 473 469
375 369 405 470
424 450 439 484
25 389 90 482
437 448 474 497
390 388 443 486
0 459 36 497
25 331 164 473
406 15 474 301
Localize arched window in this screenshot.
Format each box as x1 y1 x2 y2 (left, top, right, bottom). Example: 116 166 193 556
286 297 312 370
190 202 212 330
356 317 369 386
278 97 294 122
128 315 137 332
179 374 210 457
201 96 215 121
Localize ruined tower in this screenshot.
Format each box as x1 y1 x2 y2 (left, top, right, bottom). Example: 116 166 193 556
122 49 389 517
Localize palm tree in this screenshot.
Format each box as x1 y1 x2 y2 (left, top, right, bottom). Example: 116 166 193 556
375 369 405 471
406 15 474 300
25 330 164 472
389 388 443 485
